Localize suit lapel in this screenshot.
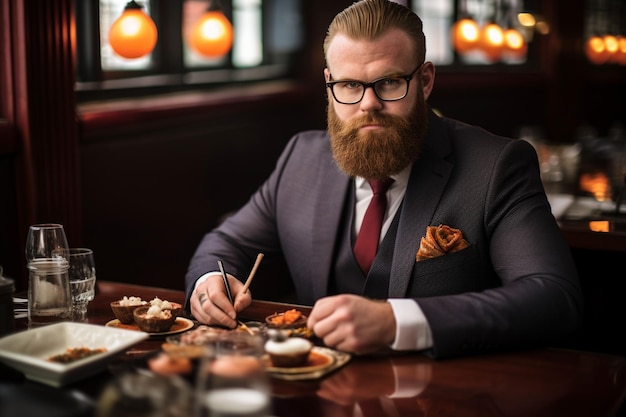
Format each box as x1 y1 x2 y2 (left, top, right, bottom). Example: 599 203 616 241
310 156 351 300
389 112 453 297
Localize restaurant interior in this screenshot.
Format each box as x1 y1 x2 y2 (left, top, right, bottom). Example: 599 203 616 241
1 0 625 358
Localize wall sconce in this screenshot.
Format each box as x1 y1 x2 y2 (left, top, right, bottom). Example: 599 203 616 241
109 0 158 59
188 1 234 58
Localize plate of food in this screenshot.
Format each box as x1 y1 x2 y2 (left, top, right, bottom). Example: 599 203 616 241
265 308 307 329
263 346 351 381
0 322 148 387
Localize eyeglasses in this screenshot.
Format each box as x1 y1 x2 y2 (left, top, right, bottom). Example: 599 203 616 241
326 63 423 105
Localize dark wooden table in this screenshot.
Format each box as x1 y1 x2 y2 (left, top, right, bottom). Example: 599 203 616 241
6 280 626 417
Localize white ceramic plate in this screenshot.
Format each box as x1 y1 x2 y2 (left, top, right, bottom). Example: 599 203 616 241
0 322 148 387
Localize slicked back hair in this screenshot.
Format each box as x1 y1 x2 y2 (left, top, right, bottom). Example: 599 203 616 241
323 0 426 66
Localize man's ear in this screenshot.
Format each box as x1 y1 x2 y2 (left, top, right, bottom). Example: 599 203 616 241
420 62 436 101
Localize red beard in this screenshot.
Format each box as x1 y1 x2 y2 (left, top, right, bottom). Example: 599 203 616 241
327 97 428 179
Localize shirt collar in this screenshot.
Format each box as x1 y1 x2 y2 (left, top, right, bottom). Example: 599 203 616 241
355 164 412 191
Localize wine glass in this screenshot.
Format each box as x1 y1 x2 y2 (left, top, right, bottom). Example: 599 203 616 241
25 223 70 267
195 331 272 417
67 248 96 321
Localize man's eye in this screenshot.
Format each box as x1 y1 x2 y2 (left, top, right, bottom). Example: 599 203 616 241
342 82 363 90
379 78 400 87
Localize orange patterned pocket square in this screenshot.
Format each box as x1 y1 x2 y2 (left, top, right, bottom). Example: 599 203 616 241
416 224 469 261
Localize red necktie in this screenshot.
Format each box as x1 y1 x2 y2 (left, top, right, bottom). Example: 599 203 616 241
354 178 394 275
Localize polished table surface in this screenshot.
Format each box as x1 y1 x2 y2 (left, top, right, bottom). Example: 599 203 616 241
5 280 626 417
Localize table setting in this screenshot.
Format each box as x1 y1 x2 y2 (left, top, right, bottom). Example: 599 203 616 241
1 228 626 417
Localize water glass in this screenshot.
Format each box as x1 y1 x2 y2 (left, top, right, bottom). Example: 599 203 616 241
27 260 72 327
67 248 96 321
25 223 72 327
195 332 271 417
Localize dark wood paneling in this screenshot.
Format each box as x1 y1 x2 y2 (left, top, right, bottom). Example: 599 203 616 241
78 83 321 294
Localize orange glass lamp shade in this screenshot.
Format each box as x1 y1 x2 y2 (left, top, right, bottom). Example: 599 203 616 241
503 28 527 58
480 23 505 62
616 37 626 65
109 1 157 59
451 18 481 53
603 35 619 63
585 35 610 65
189 11 234 58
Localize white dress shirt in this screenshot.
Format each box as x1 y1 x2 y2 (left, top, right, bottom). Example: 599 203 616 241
355 165 433 351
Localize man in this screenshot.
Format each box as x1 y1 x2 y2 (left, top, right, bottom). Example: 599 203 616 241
186 0 583 359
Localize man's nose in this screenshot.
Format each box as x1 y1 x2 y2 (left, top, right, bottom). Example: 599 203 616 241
359 86 383 110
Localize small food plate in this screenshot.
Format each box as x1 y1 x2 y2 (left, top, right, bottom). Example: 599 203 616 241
263 346 351 381
105 317 194 337
265 310 308 329
0 322 148 387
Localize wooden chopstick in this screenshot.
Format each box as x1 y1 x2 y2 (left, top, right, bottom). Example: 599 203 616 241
241 253 264 294
218 258 257 336
238 320 254 335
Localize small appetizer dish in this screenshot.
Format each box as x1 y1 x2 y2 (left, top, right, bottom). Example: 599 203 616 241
265 309 308 329
133 304 178 333
110 296 148 324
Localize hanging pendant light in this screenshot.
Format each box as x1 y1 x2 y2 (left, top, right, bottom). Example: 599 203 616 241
451 18 481 53
188 1 234 58
108 0 158 59
603 34 619 63
616 36 626 65
585 35 610 65
503 28 527 59
480 23 505 62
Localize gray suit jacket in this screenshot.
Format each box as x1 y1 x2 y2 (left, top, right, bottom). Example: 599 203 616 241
186 109 583 358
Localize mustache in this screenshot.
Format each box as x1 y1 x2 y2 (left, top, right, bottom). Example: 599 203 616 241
346 113 396 130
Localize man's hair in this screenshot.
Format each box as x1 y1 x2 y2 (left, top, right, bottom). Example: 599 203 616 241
323 0 426 65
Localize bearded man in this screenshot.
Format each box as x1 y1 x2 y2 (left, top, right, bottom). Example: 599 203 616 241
185 0 582 359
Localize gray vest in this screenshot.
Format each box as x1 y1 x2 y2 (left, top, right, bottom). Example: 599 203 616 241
328 188 402 299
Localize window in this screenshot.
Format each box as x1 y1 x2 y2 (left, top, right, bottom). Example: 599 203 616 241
411 0 543 69
75 0 542 103
75 0 304 101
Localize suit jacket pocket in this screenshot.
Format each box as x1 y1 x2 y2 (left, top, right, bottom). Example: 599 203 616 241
407 245 497 297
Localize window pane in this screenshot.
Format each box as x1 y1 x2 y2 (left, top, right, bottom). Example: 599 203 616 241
412 0 454 65
233 0 263 67
266 0 303 55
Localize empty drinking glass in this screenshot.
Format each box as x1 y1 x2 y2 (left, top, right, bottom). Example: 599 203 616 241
67 248 96 321
25 223 69 266
25 224 72 327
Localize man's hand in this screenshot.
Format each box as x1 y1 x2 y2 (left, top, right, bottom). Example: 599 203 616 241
307 294 396 355
190 273 252 328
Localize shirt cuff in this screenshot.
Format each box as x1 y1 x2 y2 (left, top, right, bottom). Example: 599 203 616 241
387 298 434 351
192 272 220 294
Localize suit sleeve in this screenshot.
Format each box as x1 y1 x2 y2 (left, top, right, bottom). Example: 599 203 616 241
416 138 584 358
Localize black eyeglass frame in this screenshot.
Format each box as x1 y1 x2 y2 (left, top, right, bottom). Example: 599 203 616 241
325 63 424 105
